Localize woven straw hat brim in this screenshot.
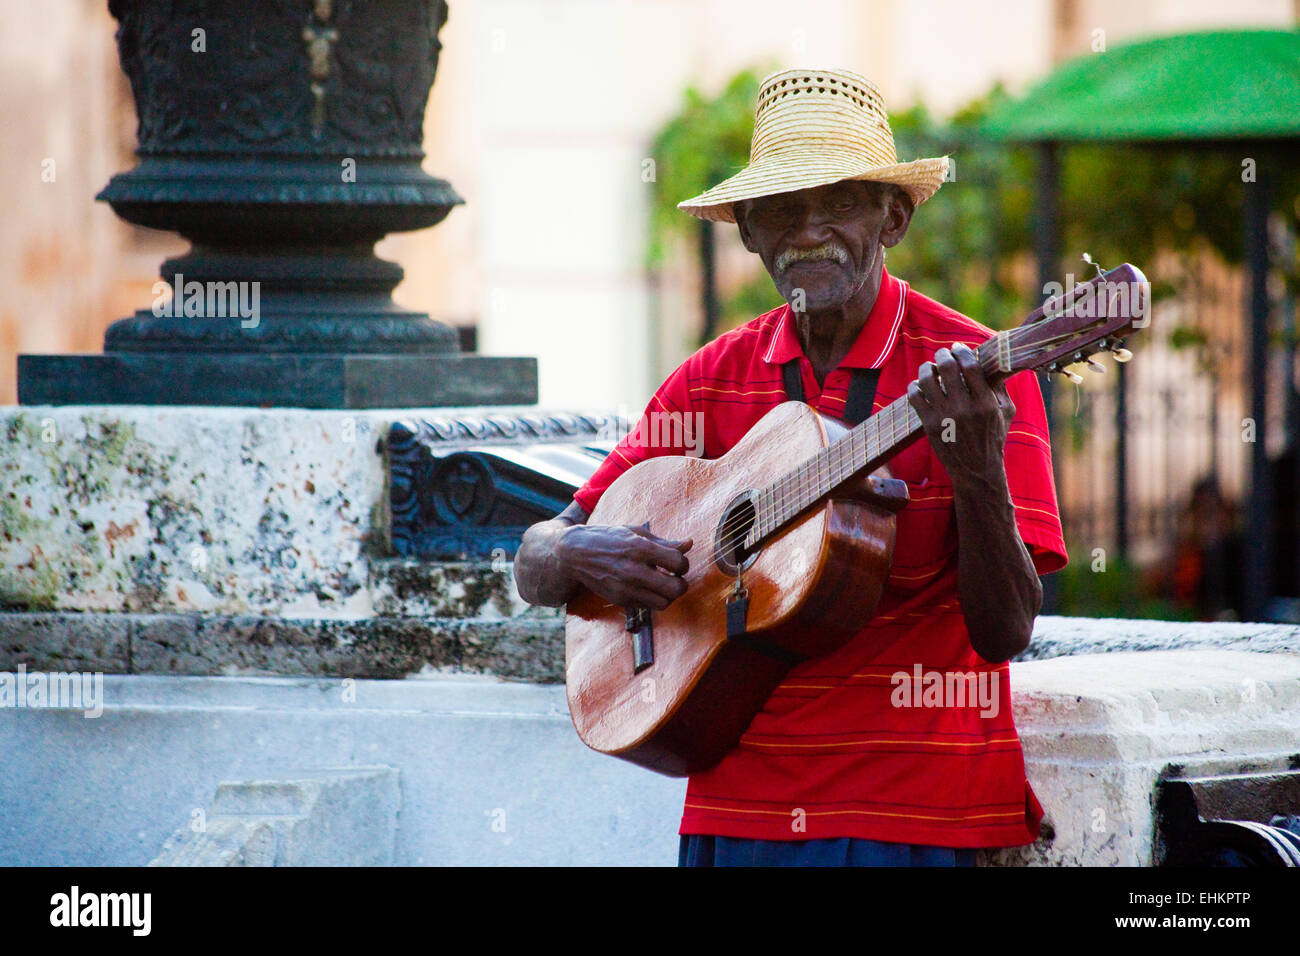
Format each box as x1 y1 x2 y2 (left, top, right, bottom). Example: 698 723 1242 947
678 154 949 224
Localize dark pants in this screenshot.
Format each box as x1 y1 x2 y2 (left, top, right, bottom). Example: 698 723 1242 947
679 834 977 867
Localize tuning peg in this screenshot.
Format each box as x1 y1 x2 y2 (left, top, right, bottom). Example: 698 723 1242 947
1111 348 1133 363
1061 367 1084 384
1086 358 1106 374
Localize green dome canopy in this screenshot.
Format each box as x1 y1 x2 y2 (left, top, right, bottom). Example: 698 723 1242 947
982 29 1300 143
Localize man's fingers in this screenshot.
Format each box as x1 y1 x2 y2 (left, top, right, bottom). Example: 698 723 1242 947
907 380 933 417
932 348 962 397
648 540 690 576
937 346 987 401
915 360 942 404
583 558 684 609
625 563 688 608
626 527 692 574
950 343 990 398
621 585 675 611
566 524 694 609
626 524 691 550
993 385 1016 419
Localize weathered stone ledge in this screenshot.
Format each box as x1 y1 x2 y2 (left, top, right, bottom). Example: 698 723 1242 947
0 610 564 682
1021 615 1300 659
0 405 614 618
2 609 1295 685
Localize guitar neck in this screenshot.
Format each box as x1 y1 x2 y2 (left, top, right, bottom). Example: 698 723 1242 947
743 261 1149 548
750 333 1010 546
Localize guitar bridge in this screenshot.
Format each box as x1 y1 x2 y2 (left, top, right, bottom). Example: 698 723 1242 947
625 606 654 673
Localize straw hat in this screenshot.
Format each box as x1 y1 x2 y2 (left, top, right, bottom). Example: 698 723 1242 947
677 68 949 224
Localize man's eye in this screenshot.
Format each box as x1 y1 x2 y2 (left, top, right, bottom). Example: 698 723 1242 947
758 209 793 227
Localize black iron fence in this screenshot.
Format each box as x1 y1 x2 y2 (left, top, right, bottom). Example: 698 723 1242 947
1052 247 1300 621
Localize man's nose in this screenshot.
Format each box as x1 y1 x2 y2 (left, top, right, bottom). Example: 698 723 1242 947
788 205 835 243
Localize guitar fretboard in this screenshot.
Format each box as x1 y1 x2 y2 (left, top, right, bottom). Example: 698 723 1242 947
747 333 1007 547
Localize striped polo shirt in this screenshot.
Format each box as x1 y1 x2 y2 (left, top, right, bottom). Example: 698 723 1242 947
572 265 1068 848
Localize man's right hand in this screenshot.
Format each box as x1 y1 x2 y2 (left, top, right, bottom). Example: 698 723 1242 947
513 500 693 609
557 523 693 610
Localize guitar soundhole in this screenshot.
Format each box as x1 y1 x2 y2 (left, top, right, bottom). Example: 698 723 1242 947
715 491 761 576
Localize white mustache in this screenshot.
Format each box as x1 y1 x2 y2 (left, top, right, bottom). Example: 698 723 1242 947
776 242 849 272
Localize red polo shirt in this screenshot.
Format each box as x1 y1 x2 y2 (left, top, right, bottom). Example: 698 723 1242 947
572 266 1068 847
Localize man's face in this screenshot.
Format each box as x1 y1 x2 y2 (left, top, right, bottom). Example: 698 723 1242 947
735 180 913 313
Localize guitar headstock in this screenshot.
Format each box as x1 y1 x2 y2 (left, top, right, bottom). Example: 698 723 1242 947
978 262 1150 382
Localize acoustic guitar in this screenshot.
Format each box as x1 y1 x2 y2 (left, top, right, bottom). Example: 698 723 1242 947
566 263 1149 776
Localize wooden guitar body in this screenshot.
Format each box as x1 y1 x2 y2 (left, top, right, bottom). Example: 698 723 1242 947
565 400 910 777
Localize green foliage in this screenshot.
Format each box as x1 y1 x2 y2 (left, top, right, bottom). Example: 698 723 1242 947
722 272 781 331
1168 326 1210 351
646 67 1300 336
884 86 1037 330
1054 553 1196 621
889 89 1300 327
1060 147 1241 268
646 67 771 267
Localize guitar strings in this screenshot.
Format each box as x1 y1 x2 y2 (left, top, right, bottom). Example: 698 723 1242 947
674 323 1103 574
589 320 1121 609
698 324 1084 565
590 328 1100 609
698 331 1073 568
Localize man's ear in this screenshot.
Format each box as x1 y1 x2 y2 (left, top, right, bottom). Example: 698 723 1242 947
733 202 757 252
879 188 914 249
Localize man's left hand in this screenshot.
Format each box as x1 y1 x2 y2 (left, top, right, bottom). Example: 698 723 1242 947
906 342 1014 487
906 341 1039 662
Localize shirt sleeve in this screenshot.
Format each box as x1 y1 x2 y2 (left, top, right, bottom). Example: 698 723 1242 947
1002 369 1069 575
572 358 699 516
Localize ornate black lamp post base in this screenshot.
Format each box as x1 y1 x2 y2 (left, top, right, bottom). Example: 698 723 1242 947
18 0 534 409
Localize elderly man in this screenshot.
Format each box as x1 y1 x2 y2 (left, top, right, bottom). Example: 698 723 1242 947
514 68 1067 867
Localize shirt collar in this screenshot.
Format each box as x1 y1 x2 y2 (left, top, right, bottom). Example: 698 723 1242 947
761 265 908 370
